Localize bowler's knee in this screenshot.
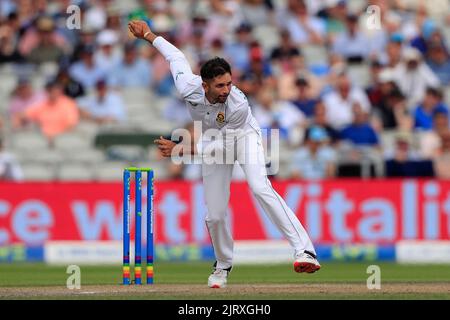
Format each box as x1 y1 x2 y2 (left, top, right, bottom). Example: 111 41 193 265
205 215 227 226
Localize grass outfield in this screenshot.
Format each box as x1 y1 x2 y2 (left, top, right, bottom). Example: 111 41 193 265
0 262 449 299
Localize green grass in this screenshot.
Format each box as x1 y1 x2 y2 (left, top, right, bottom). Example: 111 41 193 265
0 262 449 299
1 262 449 286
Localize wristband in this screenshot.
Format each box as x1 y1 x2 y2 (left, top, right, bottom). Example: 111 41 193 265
143 31 151 40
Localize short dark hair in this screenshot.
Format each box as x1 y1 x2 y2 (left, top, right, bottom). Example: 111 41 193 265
200 57 231 81
426 86 442 98
433 109 448 118
45 78 61 90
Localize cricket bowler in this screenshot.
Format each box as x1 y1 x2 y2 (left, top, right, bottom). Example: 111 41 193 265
128 20 320 288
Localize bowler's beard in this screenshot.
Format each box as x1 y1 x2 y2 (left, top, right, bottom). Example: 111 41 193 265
207 93 228 104
216 96 228 103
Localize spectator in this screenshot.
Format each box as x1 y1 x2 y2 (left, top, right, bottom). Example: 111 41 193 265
182 27 210 69
323 0 347 42
244 42 274 86
410 19 438 55
204 0 242 44
402 0 449 23
366 60 387 108
0 137 23 181
271 31 322 101
70 27 96 64
8 78 46 129
83 0 108 32
177 14 209 48
209 37 226 61
105 4 124 33
147 35 176 96
284 0 326 45
69 45 106 90
235 73 261 103
15 0 35 31
340 103 380 147
0 1 15 18
317 53 346 94
289 126 337 180
332 13 370 64
433 130 450 179
94 29 122 74
306 101 340 144
385 131 434 177
413 87 448 131
240 0 274 28
163 94 192 129
270 29 301 64
224 22 253 73
108 42 153 88
19 80 79 142
370 69 412 130
55 67 85 99
290 77 318 118
409 19 449 58
0 12 24 64
418 110 449 159
426 42 450 85
381 33 404 68
252 88 305 143
382 87 413 131
20 15 68 64
362 0 393 61
322 71 371 129
78 79 126 125
52 0 79 47
392 47 440 109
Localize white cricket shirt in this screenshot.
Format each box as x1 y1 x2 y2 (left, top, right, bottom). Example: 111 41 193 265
152 36 261 145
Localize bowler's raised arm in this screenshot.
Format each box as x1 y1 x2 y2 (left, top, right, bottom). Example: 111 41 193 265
128 20 197 97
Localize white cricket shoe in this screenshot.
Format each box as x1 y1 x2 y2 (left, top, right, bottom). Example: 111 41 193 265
208 266 231 288
294 251 321 273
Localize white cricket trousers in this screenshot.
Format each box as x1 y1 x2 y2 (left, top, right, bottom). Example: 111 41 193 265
201 129 316 270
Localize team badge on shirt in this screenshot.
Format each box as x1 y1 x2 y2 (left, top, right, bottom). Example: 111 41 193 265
216 111 225 125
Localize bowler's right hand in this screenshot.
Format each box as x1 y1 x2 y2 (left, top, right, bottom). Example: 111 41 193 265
128 20 153 40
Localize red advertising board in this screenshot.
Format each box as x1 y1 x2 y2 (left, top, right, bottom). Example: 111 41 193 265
0 180 449 245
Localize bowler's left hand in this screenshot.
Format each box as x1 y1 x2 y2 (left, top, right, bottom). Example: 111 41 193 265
154 136 177 157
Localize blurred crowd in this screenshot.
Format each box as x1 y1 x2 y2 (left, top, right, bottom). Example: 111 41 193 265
1 0 450 181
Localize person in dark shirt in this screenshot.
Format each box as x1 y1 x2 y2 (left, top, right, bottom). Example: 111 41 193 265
305 101 340 144
270 29 301 62
340 103 379 146
291 77 318 117
376 87 410 130
365 60 385 107
413 87 448 130
385 132 434 177
55 67 85 99
0 12 24 64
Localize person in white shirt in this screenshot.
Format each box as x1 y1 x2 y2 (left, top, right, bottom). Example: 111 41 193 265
323 71 371 130
94 29 122 74
77 79 126 124
392 47 441 109
128 20 320 288
332 14 371 63
283 0 326 45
